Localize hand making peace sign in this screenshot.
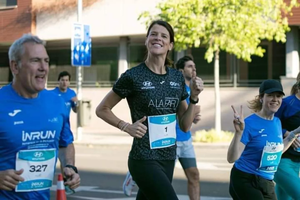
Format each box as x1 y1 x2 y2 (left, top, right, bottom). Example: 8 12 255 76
231 105 244 133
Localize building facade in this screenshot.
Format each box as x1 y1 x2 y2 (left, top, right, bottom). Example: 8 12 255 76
0 0 299 91
0 0 34 84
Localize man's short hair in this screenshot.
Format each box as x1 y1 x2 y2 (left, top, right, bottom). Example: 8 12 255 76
175 55 194 70
8 34 45 63
58 71 71 81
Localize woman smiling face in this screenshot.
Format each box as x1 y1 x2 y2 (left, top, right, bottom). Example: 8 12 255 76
261 92 284 114
145 23 174 57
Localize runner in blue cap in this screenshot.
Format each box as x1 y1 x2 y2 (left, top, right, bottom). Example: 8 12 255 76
228 79 300 200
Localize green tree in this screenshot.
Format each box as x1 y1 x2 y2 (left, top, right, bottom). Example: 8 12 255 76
139 0 298 134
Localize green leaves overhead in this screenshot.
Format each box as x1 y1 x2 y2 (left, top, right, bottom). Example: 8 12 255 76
139 0 298 62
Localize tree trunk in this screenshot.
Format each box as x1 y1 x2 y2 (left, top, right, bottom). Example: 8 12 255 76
214 50 221 135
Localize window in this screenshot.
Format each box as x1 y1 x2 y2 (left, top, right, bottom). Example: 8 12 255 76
128 45 146 69
0 0 17 9
238 44 271 85
191 47 230 84
47 46 119 88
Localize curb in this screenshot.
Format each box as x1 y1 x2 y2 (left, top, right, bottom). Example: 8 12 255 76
73 140 230 148
72 132 230 148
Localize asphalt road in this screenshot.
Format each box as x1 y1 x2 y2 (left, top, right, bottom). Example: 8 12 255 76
50 144 233 200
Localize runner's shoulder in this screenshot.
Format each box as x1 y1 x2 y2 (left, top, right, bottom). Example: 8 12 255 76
0 84 12 100
42 89 65 104
125 63 145 74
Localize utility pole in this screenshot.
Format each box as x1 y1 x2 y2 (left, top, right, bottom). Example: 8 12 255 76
76 0 83 141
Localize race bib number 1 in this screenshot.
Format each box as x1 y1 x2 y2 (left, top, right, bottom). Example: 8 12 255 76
15 149 56 192
148 113 176 149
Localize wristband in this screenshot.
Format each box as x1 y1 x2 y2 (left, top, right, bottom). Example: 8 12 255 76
189 97 199 104
65 165 78 173
117 120 124 129
121 123 129 131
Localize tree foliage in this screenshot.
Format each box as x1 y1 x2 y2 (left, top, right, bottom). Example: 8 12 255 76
139 0 298 62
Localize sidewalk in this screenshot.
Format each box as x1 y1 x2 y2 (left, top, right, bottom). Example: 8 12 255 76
73 131 230 148
74 132 133 146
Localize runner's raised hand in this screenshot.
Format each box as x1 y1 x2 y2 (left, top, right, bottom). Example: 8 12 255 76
231 105 244 133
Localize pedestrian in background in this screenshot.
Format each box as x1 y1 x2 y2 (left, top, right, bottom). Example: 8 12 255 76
50 70 79 195
51 71 78 115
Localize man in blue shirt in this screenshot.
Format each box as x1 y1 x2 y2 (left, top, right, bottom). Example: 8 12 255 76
175 55 201 200
0 34 80 199
51 71 78 116
51 71 78 194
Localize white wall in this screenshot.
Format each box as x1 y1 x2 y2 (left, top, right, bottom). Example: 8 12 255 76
36 0 162 40
286 26 300 78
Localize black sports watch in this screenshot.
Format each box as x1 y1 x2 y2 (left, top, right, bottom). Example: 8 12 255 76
189 97 199 104
65 165 78 173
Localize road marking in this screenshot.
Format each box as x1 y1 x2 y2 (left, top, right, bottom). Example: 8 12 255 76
51 186 137 195
51 186 231 200
54 194 231 200
67 195 231 200
175 162 232 171
197 157 228 160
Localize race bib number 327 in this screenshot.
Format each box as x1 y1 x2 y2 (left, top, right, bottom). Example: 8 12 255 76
15 149 56 192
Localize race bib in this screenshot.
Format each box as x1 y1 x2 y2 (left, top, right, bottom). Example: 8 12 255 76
15 149 56 192
258 143 283 173
148 113 176 149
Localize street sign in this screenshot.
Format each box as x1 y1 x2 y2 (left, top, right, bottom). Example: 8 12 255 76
71 23 91 66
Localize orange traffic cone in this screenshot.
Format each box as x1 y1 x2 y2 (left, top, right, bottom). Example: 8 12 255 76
56 173 67 200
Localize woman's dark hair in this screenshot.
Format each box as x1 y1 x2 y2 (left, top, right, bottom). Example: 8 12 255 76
290 72 300 95
146 20 175 67
291 80 300 95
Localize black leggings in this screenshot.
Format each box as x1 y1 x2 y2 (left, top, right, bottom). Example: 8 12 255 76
128 158 178 200
229 166 277 200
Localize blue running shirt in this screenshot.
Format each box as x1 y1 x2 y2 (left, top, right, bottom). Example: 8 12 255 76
235 114 283 180
176 85 191 141
275 95 300 159
0 84 74 200
113 63 188 160
50 87 77 117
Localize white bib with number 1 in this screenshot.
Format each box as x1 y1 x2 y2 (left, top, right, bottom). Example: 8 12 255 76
15 149 56 192
148 113 176 149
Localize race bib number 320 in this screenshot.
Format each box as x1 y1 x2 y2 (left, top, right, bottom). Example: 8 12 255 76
148 113 176 149
15 149 56 192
